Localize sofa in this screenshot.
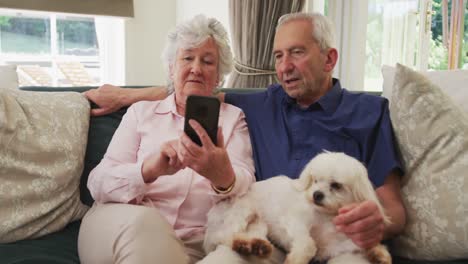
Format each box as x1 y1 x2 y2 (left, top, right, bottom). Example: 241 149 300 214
1 64 467 264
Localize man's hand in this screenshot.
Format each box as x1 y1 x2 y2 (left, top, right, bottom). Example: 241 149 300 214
84 84 128 116
178 120 235 189
141 140 185 183
333 200 385 249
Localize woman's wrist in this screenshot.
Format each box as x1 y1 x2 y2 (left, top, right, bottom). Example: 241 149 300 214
141 160 160 183
211 175 236 194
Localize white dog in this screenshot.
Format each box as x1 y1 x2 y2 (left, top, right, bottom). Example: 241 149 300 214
203 152 392 264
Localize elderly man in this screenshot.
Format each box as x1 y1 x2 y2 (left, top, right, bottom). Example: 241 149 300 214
85 12 406 263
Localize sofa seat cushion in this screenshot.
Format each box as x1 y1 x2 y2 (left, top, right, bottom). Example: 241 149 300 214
0 221 80 264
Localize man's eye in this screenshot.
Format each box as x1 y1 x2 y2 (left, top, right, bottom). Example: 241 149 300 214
292 49 303 55
183 57 193 61
330 182 342 190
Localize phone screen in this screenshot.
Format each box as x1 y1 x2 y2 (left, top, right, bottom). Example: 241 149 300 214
184 95 220 146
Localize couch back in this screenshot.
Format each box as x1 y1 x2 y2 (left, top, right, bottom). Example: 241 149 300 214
18 86 271 206
19 86 380 206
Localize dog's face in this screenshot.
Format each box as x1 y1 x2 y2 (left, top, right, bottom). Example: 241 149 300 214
293 152 381 215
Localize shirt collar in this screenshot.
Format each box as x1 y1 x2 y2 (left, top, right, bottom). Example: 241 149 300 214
284 78 342 114
315 78 342 114
153 93 224 120
154 93 180 116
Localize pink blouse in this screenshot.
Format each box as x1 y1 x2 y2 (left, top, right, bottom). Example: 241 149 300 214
87 93 255 238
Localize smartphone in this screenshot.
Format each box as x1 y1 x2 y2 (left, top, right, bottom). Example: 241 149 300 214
184 95 220 146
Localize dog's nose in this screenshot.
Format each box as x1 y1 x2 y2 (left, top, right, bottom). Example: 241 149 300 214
313 191 324 203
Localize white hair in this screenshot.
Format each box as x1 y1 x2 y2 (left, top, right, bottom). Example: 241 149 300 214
161 14 233 93
277 12 336 51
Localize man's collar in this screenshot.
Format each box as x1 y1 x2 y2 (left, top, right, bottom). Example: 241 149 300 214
284 78 342 114
315 78 342 114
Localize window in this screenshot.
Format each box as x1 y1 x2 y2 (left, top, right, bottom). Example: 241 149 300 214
0 9 100 86
308 0 467 91
364 0 467 91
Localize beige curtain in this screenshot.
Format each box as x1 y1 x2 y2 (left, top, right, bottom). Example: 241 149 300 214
0 0 134 17
227 0 305 88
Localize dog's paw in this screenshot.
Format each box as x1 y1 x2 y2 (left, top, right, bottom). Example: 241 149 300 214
366 245 392 264
251 238 272 258
232 239 252 256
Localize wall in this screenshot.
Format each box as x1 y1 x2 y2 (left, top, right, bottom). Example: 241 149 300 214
124 0 176 85
176 0 230 37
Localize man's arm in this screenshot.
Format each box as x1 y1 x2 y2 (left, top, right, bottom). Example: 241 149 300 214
84 84 168 116
333 170 406 249
376 170 406 238
85 84 227 116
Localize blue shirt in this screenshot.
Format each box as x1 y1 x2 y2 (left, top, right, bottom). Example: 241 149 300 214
225 79 401 187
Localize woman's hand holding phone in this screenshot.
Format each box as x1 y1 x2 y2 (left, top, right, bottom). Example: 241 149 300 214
179 120 235 190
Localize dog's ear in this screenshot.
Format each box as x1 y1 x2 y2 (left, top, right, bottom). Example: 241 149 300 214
292 166 314 191
351 166 392 225
351 165 378 203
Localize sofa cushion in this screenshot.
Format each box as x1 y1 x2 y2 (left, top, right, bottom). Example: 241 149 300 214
382 65 468 112
0 65 19 90
388 64 468 260
0 89 89 243
0 221 80 264
19 86 137 206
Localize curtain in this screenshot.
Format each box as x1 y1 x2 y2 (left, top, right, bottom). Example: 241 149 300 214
328 0 369 91
95 17 126 85
0 0 134 17
447 0 467 69
226 0 305 88
380 0 419 68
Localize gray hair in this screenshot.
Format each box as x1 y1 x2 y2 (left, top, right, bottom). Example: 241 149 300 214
277 12 336 51
161 14 233 93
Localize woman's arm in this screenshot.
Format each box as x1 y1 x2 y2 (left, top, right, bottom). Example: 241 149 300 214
88 104 186 204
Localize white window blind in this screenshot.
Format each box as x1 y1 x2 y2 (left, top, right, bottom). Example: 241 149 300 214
0 0 134 17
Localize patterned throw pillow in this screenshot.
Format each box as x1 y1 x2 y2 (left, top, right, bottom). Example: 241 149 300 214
0 89 90 243
382 65 468 113
389 64 468 260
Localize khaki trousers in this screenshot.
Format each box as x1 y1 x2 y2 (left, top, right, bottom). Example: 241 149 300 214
78 203 204 264
78 203 285 264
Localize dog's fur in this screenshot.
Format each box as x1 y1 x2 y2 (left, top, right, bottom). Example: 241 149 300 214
203 152 392 264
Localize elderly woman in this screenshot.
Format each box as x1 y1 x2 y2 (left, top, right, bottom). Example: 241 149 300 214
77 15 255 264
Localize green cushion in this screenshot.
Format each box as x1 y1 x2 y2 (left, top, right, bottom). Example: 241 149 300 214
0 221 80 264
80 107 128 205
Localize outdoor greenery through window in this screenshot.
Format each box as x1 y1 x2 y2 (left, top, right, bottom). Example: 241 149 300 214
429 0 468 69
0 9 99 86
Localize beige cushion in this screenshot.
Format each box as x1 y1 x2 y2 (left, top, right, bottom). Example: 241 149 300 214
382 65 468 113
0 89 90 243
0 65 19 90
389 64 468 260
